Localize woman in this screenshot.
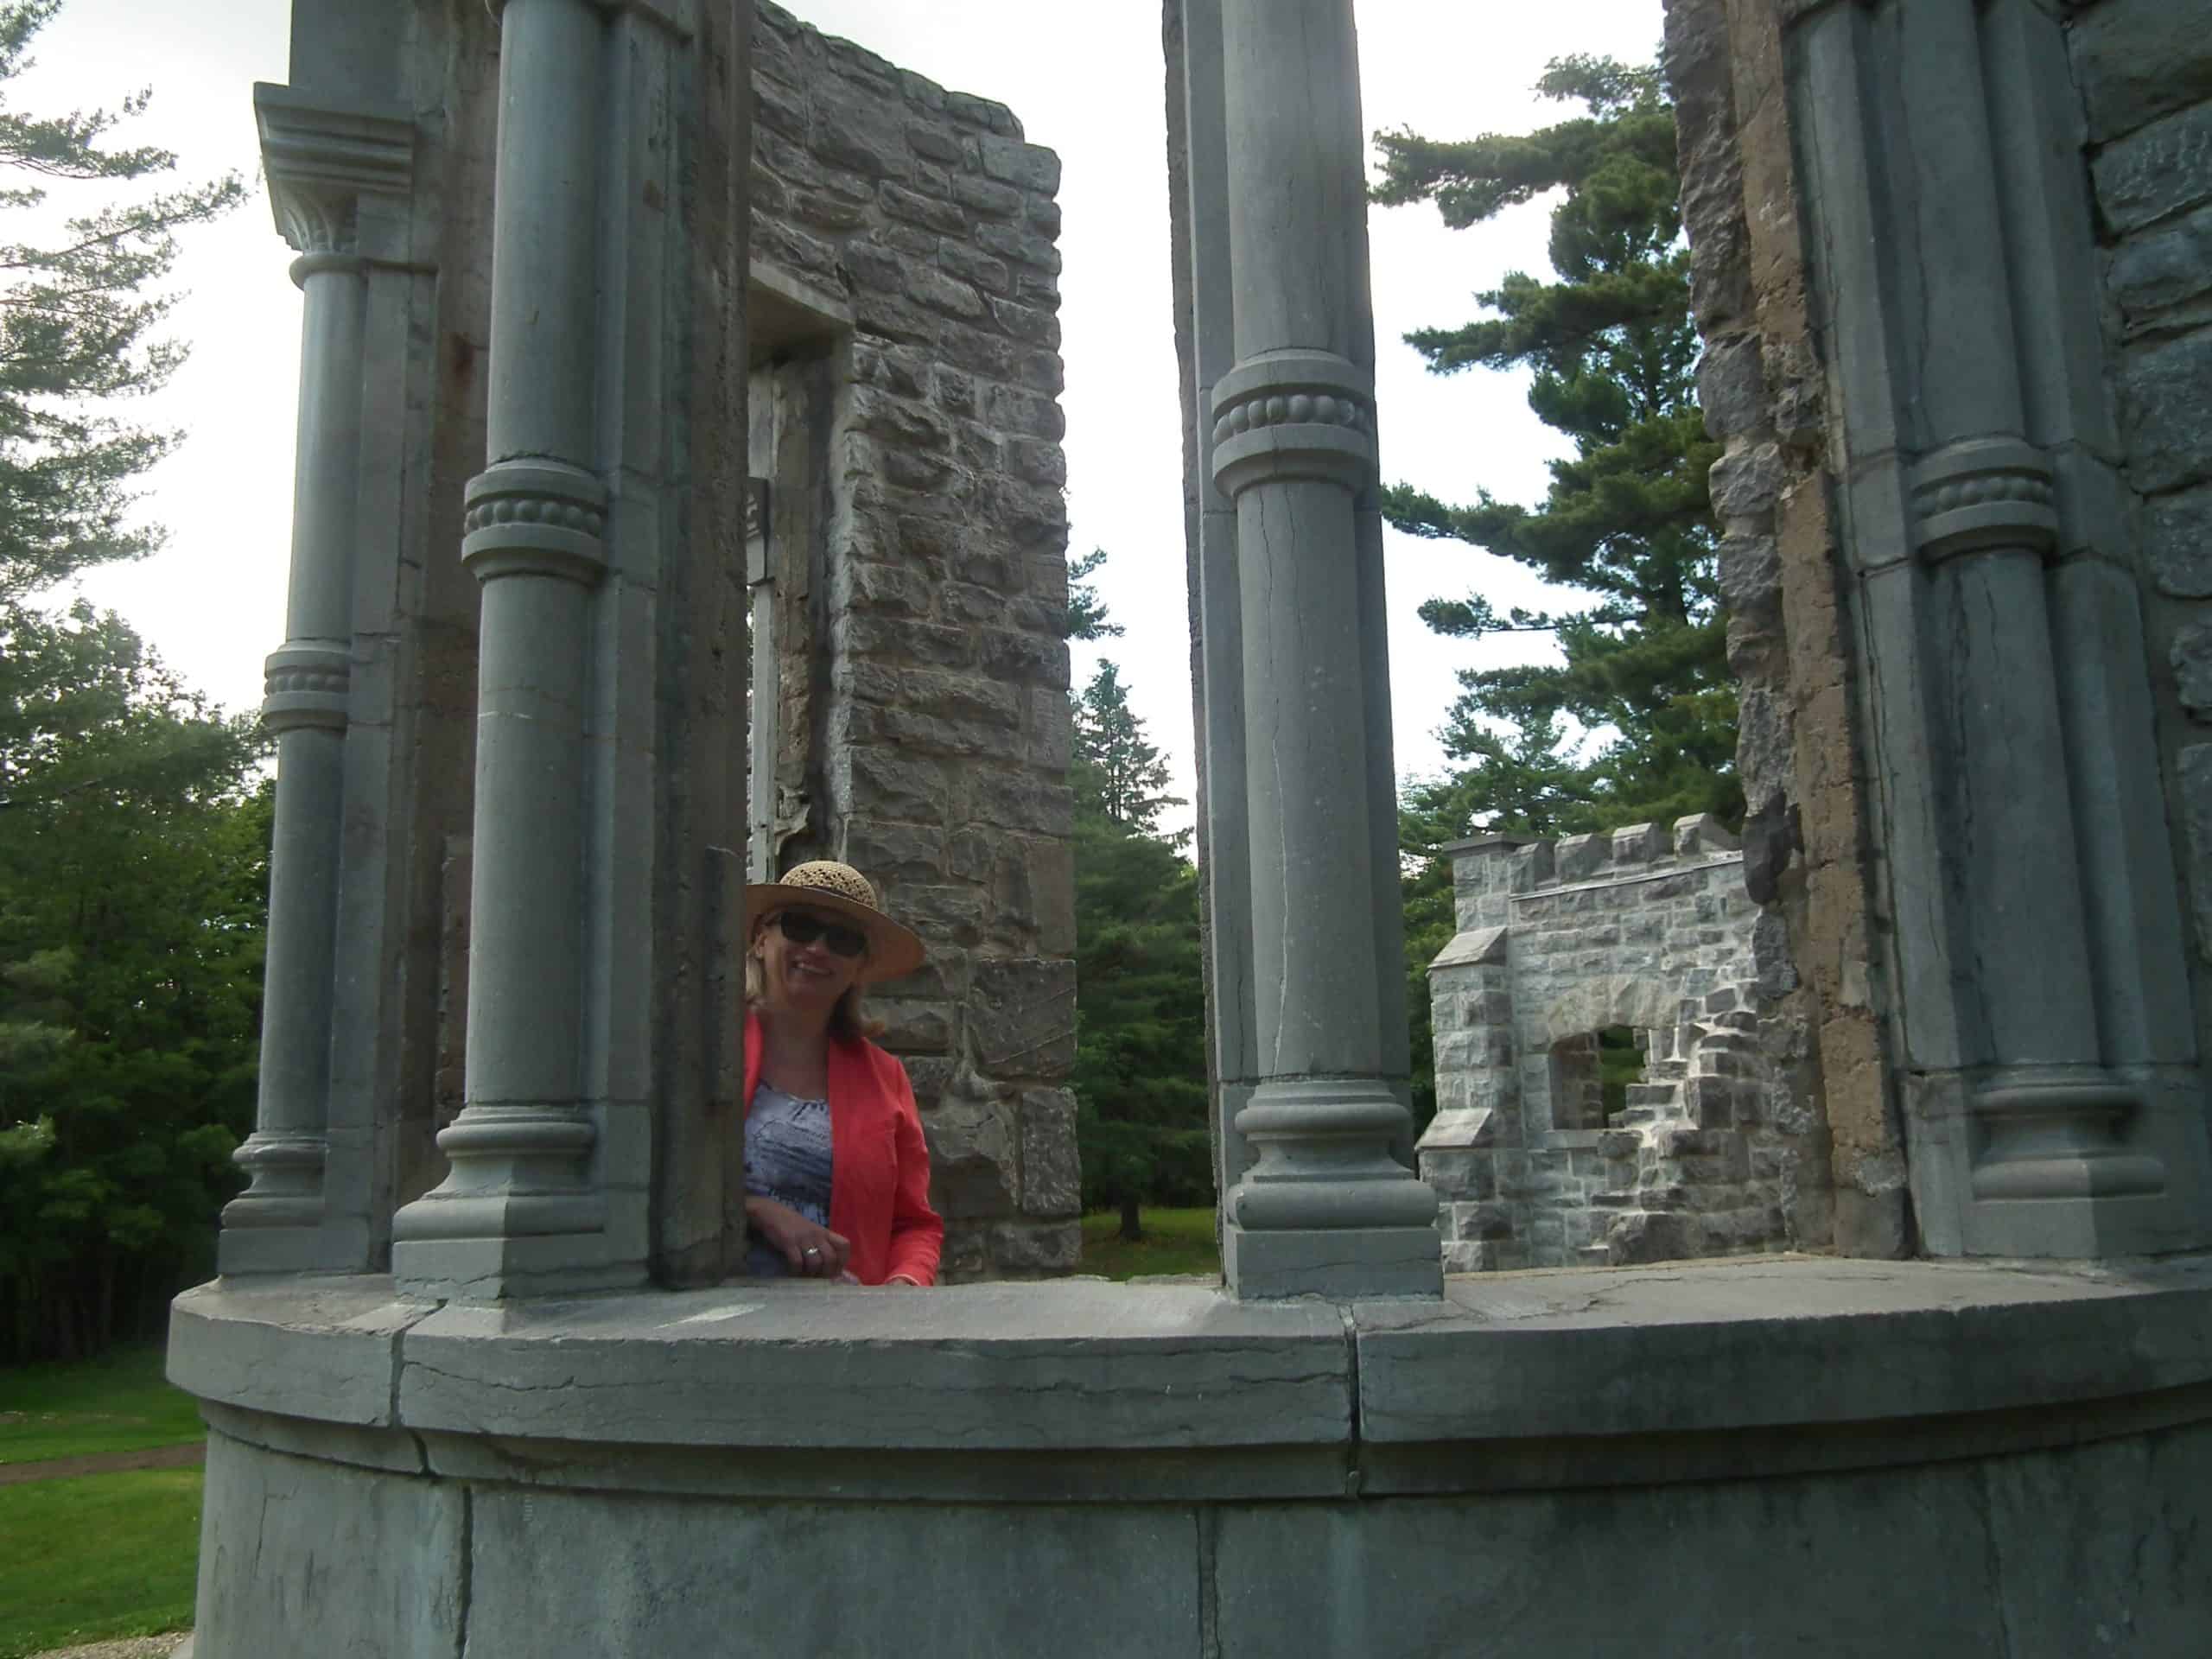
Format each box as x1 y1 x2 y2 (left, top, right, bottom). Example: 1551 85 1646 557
741 861 943 1286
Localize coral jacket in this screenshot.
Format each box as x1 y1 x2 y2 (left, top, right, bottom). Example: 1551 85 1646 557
742 1011 944 1287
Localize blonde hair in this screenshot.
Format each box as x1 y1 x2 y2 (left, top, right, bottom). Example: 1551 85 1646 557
746 916 882 1045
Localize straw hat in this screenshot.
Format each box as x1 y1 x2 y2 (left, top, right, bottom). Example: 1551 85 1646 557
745 861 926 984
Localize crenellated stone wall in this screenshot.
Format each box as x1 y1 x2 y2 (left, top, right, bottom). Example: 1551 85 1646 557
1419 815 1834 1271
744 3 1080 1279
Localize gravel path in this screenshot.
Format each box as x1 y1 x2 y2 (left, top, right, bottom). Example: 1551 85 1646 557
27 1637 189 1659
0 1443 204 1486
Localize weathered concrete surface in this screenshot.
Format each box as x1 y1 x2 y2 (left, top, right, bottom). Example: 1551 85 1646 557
397 1280 1349 1452
1212 1421 2212 1658
1354 1253 2212 1449
193 1435 463 1659
175 1258 2212 1656
462 1491 1199 1658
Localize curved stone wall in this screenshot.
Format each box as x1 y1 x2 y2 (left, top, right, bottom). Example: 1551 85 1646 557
171 1257 2212 1656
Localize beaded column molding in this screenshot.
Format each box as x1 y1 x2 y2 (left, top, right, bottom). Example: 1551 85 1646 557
1205 0 1439 1300
220 92 412 1274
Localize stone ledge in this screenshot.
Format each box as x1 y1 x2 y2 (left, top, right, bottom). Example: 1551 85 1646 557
1357 1253 2212 1446
168 1255 2212 1499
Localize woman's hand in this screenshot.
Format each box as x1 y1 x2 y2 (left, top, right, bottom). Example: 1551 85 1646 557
745 1196 851 1280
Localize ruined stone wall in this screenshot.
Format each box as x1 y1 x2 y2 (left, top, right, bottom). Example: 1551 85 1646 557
2072 0 2212 1051
1662 0 1906 1257
1419 816 1831 1270
747 4 1080 1279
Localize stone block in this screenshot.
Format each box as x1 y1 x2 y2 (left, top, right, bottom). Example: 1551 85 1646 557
2069 0 2212 143
971 956 1076 1076
1414 1107 1497 1153
1418 1153 1495 1203
1554 833 1605 883
1018 1087 1079 1218
893 883 986 948
2092 101 2212 237
872 997 953 1053
1752 908 1799 996
1428 925 1509 970
921 1092 1015 1219
194 1434 464 1657
2174 621 2212 721
2120 328 2212 493
2108 201 2212 334
1605 1209 1705 1264
1708 441 1785 522
1441 1201 1512 1246
465 1488 1196 1659
969 769 1074 837
2147 484 2212 599
978 134 1062 194
1698 333 1767 439
1719 529 1783 628
1611 823 1662 865
988 1217 1081 1273
2180 746 2212 962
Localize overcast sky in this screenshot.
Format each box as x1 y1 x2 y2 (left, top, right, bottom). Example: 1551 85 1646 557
36 0 1660 830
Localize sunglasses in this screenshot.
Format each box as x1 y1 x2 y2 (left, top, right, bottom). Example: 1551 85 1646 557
775 908 868 960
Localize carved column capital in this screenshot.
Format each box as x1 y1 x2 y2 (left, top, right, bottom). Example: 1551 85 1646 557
254 84 414 260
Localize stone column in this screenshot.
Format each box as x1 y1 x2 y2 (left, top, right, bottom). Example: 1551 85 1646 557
220 94 414 1274
1205 0 1439 1298
391 0 628 1294
1784 0 2212 1254
1169 0 1262 1206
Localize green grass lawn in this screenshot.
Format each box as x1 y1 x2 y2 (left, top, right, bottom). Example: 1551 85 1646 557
0 1342 204 1467
1079 1206 1222 1280
0 1466 200 1659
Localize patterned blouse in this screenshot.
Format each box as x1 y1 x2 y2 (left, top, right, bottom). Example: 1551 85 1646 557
743 1081 834 1279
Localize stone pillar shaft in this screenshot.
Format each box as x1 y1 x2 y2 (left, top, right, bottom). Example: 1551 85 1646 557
391 0 625 1288
1206 0 1439 1298
225 252 365 1249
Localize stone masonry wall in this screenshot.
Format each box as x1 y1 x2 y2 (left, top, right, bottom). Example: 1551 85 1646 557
1419 815 1834 1271
747 4 1080 1280
1662 0 1900 1256
2073 0 2212 1060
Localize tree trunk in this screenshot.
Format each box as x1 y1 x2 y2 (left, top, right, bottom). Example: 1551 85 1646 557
1118 1196 1143 1242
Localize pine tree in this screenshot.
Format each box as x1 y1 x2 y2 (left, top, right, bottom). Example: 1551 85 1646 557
1071 659 1185 843
0 603 263 1360
0 2 257 1359
0 1 245 598
1374 54 1734 837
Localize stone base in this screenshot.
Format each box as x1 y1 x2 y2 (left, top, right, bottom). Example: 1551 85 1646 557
215 1215 372 1275
171 1258 2212 1657
1904 1067 2212 1257
1220 1223 1446 1300
391 1231 648 1300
